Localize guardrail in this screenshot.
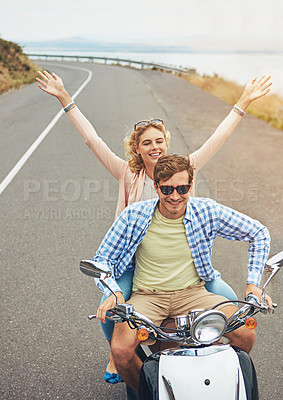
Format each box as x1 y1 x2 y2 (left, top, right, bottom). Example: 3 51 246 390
27 53 196 75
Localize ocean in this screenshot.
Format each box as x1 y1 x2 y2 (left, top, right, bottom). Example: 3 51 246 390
27 49 283 97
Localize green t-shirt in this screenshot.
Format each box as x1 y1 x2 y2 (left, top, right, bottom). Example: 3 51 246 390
133 206 200 291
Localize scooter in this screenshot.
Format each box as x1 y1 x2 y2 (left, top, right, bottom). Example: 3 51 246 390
79 251 282 400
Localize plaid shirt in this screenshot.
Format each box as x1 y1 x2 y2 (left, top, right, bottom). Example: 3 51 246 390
93 197 270 297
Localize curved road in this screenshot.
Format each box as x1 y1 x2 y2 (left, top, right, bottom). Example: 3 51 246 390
0 61 282 399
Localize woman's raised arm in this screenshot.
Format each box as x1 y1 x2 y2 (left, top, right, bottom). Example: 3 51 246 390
37 71 126 179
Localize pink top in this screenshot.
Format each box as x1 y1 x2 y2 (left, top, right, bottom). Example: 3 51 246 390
67 107 242 217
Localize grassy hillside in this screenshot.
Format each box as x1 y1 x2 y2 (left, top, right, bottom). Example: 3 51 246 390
182 72 283 131
0 38 40 94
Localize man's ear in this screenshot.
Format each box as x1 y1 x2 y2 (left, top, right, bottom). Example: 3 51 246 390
154 182 159 194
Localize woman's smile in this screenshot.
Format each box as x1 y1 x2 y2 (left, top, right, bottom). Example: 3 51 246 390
136 127 168 166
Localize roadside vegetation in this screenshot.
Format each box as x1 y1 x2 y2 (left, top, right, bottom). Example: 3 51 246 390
0 38 40 95
181 72 283 131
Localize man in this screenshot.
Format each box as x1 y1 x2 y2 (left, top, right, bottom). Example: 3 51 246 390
94 154 271 391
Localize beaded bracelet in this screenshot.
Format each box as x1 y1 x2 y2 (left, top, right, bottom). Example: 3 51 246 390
63 101 76 113
233 104 245 116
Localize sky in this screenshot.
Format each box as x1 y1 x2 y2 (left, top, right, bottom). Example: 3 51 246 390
1 0 283 51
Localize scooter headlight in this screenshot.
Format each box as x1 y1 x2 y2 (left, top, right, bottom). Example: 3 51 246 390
191 310 227 344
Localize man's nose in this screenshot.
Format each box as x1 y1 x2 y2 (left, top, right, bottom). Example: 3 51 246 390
170 189 180 199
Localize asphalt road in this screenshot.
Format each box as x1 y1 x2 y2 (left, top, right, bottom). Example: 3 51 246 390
0 61 282 399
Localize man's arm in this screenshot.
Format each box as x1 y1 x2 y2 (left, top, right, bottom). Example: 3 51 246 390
216 203 271 302
92 210 131 297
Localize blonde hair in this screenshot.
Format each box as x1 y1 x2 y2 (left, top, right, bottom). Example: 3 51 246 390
124 122 171 174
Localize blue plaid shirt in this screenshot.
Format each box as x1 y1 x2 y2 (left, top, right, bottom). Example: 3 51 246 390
93 197 270 297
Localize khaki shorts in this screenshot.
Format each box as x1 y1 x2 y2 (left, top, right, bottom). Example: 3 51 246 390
127 281 228 328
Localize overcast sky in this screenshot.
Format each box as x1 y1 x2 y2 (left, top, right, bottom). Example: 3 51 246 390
1 0 283 51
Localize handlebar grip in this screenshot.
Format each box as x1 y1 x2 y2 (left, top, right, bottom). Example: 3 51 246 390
245 293 260 305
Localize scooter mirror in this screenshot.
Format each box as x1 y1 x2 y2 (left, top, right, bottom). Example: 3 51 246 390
80 260 112 279
265 251 283 271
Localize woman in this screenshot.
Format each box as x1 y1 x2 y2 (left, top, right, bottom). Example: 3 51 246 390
37 70 271 383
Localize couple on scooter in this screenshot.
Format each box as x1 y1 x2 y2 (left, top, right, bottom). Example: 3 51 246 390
36 71 272 388
94 153 272 392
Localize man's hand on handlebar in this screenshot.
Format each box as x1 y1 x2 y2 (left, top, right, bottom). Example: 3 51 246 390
96 291 125 324
245 284 272 308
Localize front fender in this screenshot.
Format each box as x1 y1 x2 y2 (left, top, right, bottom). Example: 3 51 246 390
138 346 258 400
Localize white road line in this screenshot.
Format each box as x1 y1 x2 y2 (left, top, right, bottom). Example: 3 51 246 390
0 64 92 195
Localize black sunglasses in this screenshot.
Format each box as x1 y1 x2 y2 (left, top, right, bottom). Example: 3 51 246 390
134 118 164 131
159 185 191 195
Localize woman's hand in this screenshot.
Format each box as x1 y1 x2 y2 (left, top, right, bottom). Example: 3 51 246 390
237 75 272 111
96 292 125 324
36 71 72 107
243 75 272 101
